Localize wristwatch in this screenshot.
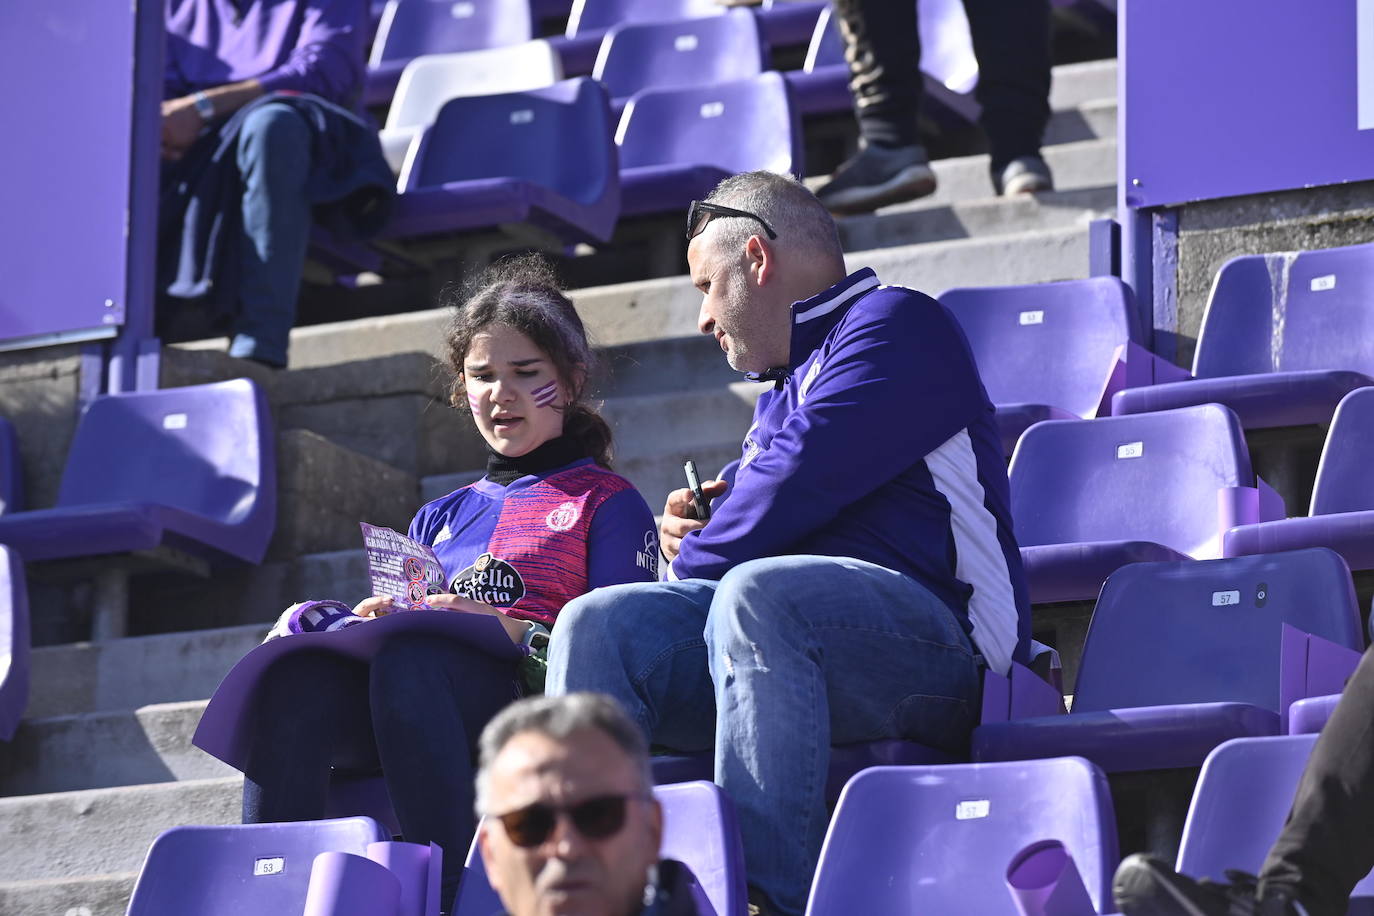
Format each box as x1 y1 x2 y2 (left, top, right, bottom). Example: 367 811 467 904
191 90 216 122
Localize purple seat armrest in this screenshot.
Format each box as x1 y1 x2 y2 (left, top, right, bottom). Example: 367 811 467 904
1100 342 1193 418
1218 481 1288 548
981 661 1066 725
1006 839 1098 916
1279 622 1363 733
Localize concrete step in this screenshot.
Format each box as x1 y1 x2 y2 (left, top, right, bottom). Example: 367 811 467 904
1042 97 1116 147
0 700 231 797
1048 58 1116 111
28 623 266 719
0 777 241 883
918 137 1115 208
0 873 137 916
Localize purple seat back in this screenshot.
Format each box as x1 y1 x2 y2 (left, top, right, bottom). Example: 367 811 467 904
57 379 276 561
1311 386 1374 516
593 11 767 104
406 79 617 208
617 73 801 176
370 0 533 66
567 0 722 36
455 780 739 916
940 278 1139 420
1071 549 1362 715
0 546 29 741
804 759 1118 915
1178 735 1374 896
1194 242 1374 379
1010 405 1252 559
802 3 843 71
126 817 390 915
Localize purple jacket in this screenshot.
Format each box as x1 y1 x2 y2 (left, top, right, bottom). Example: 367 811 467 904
163 0 367 105
670 269 1030 674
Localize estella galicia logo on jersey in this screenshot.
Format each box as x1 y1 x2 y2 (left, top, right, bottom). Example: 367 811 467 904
450 552 526 606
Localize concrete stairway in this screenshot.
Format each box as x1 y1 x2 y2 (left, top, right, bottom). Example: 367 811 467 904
0 56 1120 915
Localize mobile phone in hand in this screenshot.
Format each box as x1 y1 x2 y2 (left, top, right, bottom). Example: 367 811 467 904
683 459 711 521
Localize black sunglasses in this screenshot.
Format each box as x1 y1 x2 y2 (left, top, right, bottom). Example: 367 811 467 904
686 200 778 242
492 793 645 848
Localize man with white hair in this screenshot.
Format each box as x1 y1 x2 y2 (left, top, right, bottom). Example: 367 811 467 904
475 692 700 916
547 171 1029 916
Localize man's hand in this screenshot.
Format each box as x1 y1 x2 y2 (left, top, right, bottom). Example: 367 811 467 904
161 95 204 160
426 593 530 643
660 479 729 565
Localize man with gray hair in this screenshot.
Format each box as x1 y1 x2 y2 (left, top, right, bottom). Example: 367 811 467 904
475 692 700 916
547 170 1029 915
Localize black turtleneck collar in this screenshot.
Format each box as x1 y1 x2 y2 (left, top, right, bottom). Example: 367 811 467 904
485 435 587 486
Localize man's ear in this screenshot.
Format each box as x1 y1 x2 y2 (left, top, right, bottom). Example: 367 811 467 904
477 822 504 895
647 798 664 853
745 234 772 287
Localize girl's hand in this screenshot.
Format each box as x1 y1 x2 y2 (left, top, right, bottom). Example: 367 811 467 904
354 595 402 619
426 593 529 643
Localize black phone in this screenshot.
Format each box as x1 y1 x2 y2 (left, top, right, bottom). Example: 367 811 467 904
683 459 711 521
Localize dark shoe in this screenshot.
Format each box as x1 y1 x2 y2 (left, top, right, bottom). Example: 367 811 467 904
997 154 1054 196
1113 854 1306 916
814 143 937 215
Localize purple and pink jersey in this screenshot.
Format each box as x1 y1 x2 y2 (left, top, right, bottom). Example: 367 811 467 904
408 459 658 626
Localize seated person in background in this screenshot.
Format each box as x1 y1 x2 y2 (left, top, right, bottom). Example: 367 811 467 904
160 0 393 368
475 693 701 916
238 257 658 912
547 170 1029 916
1114 643 1374 916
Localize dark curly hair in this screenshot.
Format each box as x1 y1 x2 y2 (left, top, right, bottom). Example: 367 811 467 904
443 255 613 468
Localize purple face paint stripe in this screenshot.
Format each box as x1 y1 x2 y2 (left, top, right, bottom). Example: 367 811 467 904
532 380 558 407
467 393 481 413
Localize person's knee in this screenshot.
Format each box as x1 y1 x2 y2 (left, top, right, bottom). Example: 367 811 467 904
371 634 456 692
708 557 806 644
236 102 311 179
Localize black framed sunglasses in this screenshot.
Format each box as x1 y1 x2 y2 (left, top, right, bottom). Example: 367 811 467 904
492 793 645 848
686 200 778 242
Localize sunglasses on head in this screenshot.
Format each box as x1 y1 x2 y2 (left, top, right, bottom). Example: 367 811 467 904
493 793 644 848
686 200 778 242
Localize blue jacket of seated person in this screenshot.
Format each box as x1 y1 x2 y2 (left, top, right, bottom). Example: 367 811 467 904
669 268 1030 676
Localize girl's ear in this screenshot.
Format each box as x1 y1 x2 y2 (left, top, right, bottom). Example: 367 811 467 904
569 362 589 394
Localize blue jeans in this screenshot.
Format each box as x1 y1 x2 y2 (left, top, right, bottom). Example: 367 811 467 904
546 555 982 916
229 102 314 367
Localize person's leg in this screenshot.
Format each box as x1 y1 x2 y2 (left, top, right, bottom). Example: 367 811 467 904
546 580 720 753
960 0 1053 190
1259 647 1374 914
831 0 923 149
242 651 369 823
705 556 982 916
369 634 523 913
232 101 313 368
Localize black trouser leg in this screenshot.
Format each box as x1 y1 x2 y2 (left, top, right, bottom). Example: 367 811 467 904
370 634 522 913
242 652 369 823
831 0 923 148
1261 646 1374 915
960 0 1053 174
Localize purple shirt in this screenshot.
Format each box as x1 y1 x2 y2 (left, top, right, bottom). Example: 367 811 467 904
164 0 367 105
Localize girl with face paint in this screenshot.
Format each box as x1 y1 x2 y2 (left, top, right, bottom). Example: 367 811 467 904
233 257 657 912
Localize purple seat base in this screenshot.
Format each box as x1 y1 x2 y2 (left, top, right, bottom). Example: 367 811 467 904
651 739 960 803
619 164 732 219
782 67 851 116
996 403 1078 456
0 501 250 565
1112 369 1374 429
1288 693 1341 735
974 702 1281 772
1021 540 1191 604
1225 511 1374 571
383 178 613 244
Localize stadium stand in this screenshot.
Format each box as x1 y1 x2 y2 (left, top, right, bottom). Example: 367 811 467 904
453 780 746 916
803 758 1119 915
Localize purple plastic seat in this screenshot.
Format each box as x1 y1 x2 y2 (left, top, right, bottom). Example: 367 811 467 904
1226 387 1374 571
940 278 1145 454
454 780 743 916
1112 243 1374 430
387 78 621 244
1289 692 1342 735
126 817 391 915
593 11 768 114
616 73 802 218
804 758 1119 915
0 546 29 741
1011 404 1283 604
974 549 1364 772
364 0 534 107
1176 735 1374 898
0 379 275 566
